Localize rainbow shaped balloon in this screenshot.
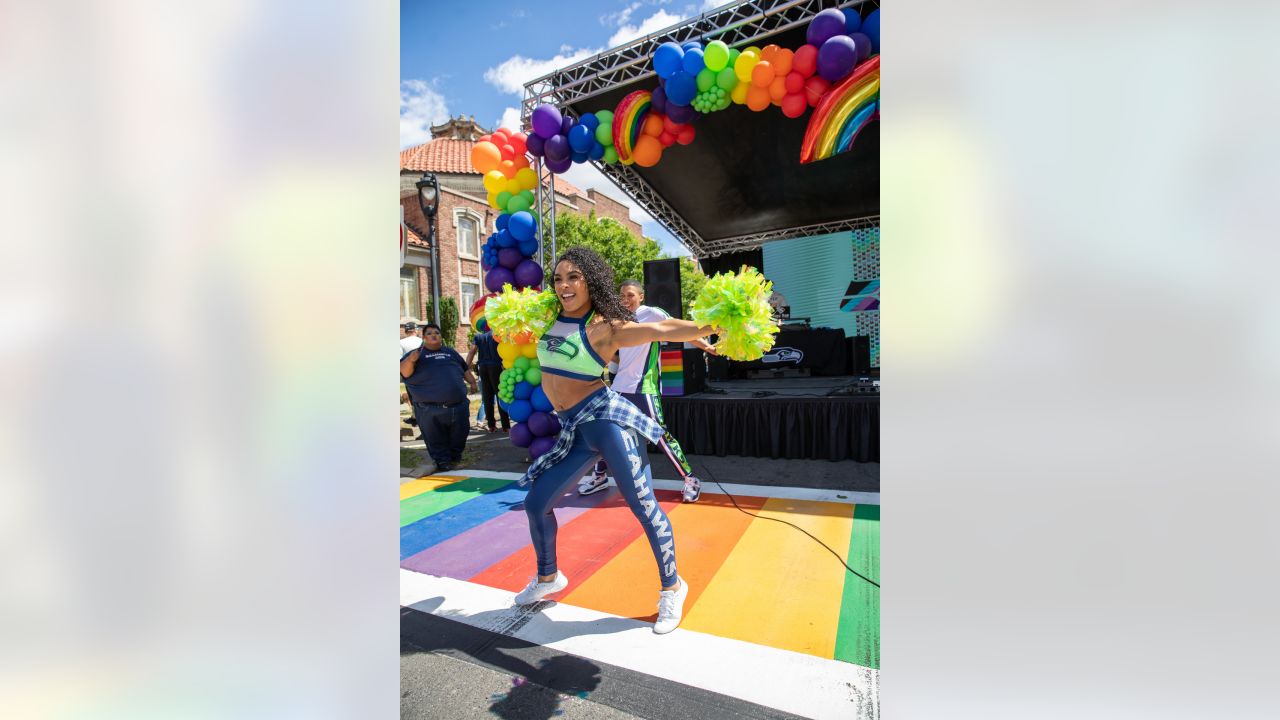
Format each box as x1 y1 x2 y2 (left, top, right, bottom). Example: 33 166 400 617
800 55 880 164
612 90 652 165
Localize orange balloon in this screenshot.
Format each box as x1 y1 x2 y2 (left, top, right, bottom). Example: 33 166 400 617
773 48 794 77
746 85 771 111
642 112 665 137
751 61 775 88
759 44 780 65
470 141 502 174
512 155 530 170
633 135 663 167
500 159 517 178
769 76 788 103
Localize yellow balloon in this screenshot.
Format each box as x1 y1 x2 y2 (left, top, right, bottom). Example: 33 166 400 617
520 342 538 358
483 170 506 194
734 52 759 83
487 192 499 208
515 167 538 191
497 342 518 361
504 178 522 196
731 82 750 105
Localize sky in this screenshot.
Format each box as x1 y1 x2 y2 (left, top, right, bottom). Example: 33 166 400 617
400 0 726 257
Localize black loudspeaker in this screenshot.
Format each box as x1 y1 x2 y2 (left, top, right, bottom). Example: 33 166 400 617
643 258 682 319
849 335 871 374
681 347 707 395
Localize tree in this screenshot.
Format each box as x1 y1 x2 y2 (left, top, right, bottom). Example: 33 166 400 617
541 212 661 289
424 296 460 346
676 256 707 319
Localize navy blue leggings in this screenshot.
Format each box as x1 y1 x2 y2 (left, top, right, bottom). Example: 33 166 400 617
524 392 678 588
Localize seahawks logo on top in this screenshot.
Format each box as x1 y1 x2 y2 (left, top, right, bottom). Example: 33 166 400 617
541 335 579 359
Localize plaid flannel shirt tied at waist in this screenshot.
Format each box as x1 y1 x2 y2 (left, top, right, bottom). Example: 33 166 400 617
519 388 663 487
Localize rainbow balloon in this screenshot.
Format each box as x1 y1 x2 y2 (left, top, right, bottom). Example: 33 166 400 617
612 90 652 165
800 55 879 164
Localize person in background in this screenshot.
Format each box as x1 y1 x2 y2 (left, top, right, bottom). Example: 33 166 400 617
400 324 478 472
465 327 510 433
578 279 715 503
400 320 423 356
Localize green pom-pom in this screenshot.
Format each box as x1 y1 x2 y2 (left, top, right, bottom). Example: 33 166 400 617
485 284 559 343
688 266 779 361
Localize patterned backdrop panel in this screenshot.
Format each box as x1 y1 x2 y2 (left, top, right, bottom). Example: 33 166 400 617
848 226 880 367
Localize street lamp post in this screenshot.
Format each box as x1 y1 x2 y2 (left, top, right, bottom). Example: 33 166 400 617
415 173 442 326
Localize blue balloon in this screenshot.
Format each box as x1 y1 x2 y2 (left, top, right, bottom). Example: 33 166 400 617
530 385 553 413
507 211 536 242
495 228 516 248
842 8 862 34
665 70 698 106
571 150 589 164
579 113 599 131
862 8 879 51
568 124 594 153
507 399 533 423
653 42 685 79
681 41 701 52
514 380 533 400
494 213 510 231
681 47 705 75
588 142 605 161
518 239 539 258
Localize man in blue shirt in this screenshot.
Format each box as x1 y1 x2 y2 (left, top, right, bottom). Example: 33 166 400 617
466 328 509 433
400 324 478 472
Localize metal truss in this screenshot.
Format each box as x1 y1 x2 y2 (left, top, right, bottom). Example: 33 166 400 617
521 0 877 258
698 215 881 256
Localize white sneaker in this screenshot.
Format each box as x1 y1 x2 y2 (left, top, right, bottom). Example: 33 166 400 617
578 471 612 496
681 476 702 503
513 572 569 605
653 576 688 634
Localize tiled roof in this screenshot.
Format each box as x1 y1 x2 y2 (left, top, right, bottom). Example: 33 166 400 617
401 138 586 200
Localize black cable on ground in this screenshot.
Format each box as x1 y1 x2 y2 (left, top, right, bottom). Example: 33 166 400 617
696 464 880 589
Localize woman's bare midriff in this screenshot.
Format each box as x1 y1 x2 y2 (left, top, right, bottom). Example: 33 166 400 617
542 373 605 412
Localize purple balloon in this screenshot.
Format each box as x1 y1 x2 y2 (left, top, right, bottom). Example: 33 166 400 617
481 257 493 272
665 103 699 124
544 134 570 162
526 132 545 158
529 435 557 460
510 422 534 448
807 8 847 47
485 266 514 293
513 259 544 288
531 104 562 139
847 32 873 63
651 85 668 114
817 35 857 82
498 247 522 270
527 411 553 436
545 155 572 174
560 116 575 135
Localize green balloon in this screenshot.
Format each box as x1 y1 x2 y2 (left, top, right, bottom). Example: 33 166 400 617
703 40 730 72
514 355 530 370
507 195 530 214
716 67 738 91
696 68 715 92
602 146 618 164
496 191 512 210
727 48 741 66
524 367 542 386
595 109 613 124
595 122 613 146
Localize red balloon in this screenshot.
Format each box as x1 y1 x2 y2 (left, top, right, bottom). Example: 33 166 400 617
509 133 528 156
492 128 510 142
501 144 516 160
663 114 681 134
785 70 805 95
478 134 493 144
793 44 818 78
781 93 808 118
659 131 676 147
804 75 831 106
676 125 696 145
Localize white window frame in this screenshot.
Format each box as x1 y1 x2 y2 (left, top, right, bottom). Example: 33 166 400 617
454 208 482 261
458 277 481 325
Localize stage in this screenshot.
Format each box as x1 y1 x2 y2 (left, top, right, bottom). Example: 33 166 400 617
660 376 879 463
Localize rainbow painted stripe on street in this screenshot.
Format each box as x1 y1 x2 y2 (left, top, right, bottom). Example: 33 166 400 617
400 474 879 668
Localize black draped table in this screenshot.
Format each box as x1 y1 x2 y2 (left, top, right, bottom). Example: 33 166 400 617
659 394 878 462
728 327 848 376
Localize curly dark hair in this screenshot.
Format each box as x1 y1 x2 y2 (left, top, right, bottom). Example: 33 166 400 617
553 246 635 323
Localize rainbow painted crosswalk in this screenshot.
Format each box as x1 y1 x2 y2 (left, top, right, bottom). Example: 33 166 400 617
400 471 879 670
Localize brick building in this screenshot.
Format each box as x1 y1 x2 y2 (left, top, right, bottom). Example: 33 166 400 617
400 116 644 347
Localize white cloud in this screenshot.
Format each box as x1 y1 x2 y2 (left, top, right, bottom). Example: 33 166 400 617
400 79 449 149
484 47 600 96
497 107 523 133
600 2 644 27
701 0 724 10
608 10 682 47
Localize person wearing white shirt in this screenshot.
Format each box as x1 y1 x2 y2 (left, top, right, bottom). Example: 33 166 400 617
579 280 716 503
